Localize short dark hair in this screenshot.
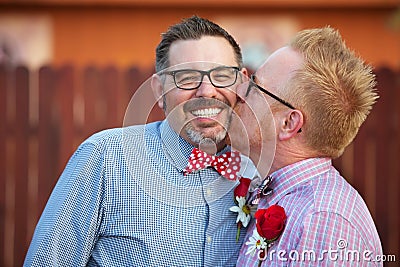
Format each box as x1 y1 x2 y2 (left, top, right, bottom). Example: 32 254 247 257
155 16 243 72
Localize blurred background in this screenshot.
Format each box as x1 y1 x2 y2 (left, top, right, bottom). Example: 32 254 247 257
0 0 399 266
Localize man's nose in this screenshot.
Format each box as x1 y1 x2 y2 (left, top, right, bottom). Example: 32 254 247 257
195 76 218 98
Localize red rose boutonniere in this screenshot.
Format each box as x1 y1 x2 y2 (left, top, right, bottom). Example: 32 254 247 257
246 204 286 266
229 177 252 241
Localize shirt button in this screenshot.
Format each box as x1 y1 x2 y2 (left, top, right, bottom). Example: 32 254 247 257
206 188 212 196
207 236 212 243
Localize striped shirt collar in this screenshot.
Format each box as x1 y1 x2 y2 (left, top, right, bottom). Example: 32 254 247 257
266 158 332 205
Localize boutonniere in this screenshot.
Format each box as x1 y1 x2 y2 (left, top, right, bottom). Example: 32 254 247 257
229 177 252 241
246 204 286 266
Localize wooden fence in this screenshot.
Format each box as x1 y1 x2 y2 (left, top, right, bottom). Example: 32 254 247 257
0 64 399 266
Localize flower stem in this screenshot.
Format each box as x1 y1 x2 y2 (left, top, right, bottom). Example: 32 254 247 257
236 223 242 242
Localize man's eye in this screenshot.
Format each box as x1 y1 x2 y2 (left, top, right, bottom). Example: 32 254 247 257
177 75 198 84
213 74 232 81
175 71 200 83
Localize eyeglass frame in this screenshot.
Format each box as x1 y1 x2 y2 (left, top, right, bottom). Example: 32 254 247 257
246 74 296 110
246 74 302 133
159 66 241 90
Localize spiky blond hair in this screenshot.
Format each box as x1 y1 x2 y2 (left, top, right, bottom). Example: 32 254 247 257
287 27 378 158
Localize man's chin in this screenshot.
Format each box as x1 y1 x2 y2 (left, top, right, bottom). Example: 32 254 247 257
185 126 228 146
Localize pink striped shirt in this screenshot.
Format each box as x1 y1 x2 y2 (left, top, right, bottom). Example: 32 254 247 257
237 158 383 266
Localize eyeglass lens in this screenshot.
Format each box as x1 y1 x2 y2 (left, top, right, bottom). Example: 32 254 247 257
174 67 238 90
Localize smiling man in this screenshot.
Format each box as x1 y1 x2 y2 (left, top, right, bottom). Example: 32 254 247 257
152 27 247 152
24 16 255 267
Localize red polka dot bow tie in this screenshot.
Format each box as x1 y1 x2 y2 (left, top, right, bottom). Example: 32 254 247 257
183 148 241 181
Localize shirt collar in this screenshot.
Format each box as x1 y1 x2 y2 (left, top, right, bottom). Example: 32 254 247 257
266 158 332 205
160 120 194 172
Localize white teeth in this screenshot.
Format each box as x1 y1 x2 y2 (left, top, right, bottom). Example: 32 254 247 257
191 108 222 118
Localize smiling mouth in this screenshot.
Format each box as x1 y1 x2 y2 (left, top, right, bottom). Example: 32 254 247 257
191 108 222 118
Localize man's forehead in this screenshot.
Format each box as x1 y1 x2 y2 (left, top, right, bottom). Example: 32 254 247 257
162 61 233 72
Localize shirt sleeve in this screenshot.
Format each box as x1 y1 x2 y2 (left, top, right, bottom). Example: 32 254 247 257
288 211 382 267
24 141 106 266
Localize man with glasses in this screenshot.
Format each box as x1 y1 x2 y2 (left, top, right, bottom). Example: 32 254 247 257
25 16 256 266
153 64 243 153
230 27 383 266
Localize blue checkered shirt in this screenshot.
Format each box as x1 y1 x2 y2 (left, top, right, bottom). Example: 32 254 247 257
24 120 258 267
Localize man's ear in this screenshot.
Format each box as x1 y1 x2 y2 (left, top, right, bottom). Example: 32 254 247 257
278 110 303 141
240 67 249 78
151 74 164 110
239 68 249 85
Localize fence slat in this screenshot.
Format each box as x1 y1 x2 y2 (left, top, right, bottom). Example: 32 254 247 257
57 65 75 172
374 67 395 257
353 95 375 199
394 68 400 263
38 66 59 215
352 127 367 196
83 66 103 137
104 66 121 128
0 65 7 267
13 66 30 266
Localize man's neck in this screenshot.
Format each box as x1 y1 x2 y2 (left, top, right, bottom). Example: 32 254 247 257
196 139 228 155
199 142 218 155
174 125 227 155
250 141 312 177
270 144 314 175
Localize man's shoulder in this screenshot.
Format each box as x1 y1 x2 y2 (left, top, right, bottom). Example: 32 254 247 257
83 121 163 148
283 168 369 225
278 162 382 259
309 171 379 239
310 170 361 217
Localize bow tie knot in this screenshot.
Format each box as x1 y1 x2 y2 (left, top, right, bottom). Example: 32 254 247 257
183 148 241 180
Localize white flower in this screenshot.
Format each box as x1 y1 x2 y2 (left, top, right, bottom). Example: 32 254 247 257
245 228 267 256
229 196 251 227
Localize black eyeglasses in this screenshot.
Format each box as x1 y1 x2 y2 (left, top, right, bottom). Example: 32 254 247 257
159 66 240 90
246 74 302 133
246 74 296 110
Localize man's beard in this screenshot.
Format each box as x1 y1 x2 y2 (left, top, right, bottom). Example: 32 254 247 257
184 113 232 146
